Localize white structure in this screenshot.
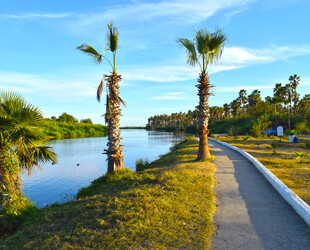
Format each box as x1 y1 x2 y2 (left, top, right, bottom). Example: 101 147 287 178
277 126 283 137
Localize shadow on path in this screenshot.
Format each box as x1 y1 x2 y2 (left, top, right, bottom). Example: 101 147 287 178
210 139 310 249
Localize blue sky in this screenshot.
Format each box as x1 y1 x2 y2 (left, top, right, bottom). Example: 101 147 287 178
1 0 310 126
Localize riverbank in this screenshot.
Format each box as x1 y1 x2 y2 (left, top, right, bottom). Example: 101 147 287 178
0 137 216 248
42 121 108 139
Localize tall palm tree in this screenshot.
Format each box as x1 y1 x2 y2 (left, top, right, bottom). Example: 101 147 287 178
248 89 262 109
0 91 57 214
77 21 126 173
223 103 231 119
289 74 300 114
177 28 227 160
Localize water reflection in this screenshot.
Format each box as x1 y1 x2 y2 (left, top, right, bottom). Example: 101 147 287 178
22 129 184 208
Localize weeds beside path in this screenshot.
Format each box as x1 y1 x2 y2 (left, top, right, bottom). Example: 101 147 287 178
0 137 215 249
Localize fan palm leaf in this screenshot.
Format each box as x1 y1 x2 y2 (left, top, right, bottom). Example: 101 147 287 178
176 38 198 68
19 144 57 175
195 29 210 55
0 91 57 171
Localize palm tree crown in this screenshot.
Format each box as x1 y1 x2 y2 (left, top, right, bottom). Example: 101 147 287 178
77 21 119 73
177 28 227 74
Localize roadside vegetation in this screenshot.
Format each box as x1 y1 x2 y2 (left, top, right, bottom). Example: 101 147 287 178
214 136 310 205
0 137 216 248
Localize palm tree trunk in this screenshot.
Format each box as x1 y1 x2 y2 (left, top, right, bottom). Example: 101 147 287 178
287 105 291 130
196 72 211 160
105 72 125 173
274 104 278 125
0 146 23 212
0 146 5 209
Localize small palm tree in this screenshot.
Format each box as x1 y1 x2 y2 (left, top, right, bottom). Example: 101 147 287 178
243 136 250 144
77 21 126 173
254 142 262 149
266 142 283 154
177 28 227 160
294 151 308 164
0 91 57 214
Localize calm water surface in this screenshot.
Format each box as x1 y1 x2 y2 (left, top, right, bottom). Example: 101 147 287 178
22 129 184 208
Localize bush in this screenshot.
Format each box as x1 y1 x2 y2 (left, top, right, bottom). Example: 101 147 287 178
42 121 108 138
295 121 309 135
209 117 252 135
250 116 272 138
135 158 150 171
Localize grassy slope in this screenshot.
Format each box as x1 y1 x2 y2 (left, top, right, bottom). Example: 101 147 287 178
0 137 215 249
215 136 310 205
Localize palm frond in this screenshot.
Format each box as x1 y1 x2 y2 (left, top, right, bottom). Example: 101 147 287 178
0 90 44 135
176 38 198 67
105 94 111 124
77 44 102 64
97 80 104 102
195 28 210 55
118 96 127 108
206 29 227 64
106 21 119 53
0 116 13 129
19 144 57 175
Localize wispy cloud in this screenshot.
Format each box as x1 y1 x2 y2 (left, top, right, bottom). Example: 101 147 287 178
122 65 197 82
149 91 191 100
0 71 97 101
66 0 256 33
121 44 310 83
222 45 310 66
4 13 73 19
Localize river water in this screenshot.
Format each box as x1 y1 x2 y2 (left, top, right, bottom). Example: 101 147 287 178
22 129 184 208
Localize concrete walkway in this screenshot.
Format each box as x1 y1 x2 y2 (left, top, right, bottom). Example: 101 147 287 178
210 139 310 250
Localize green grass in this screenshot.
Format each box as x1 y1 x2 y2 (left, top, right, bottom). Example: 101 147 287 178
0 137 215 249
216 136 310 205
42 121 108 139
120 126 146 129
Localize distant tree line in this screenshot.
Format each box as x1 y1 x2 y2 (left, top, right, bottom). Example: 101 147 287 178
146 75 310 136
48 112 93 124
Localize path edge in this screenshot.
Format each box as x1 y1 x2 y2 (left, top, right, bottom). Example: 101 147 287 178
209 138 310 227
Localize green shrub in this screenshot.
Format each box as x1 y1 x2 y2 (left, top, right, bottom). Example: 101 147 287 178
135 158 150 171
42 121 108 138
295 121 309 135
